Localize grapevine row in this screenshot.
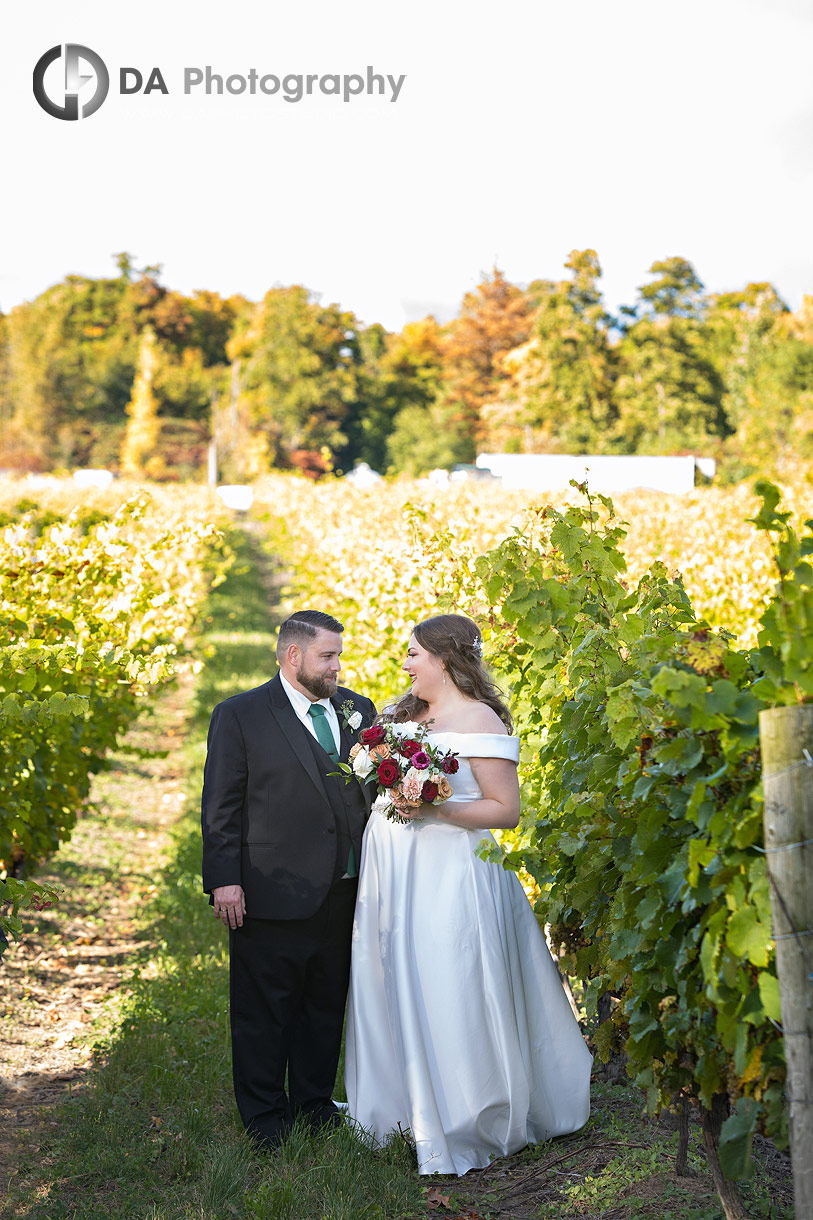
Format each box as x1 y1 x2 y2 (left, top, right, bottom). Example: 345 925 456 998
0 484 230 942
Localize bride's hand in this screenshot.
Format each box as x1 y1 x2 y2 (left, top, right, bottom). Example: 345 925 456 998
402 800 448 822
392 797 426 821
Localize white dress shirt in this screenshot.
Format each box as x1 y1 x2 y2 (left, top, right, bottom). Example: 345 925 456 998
279 671 341 755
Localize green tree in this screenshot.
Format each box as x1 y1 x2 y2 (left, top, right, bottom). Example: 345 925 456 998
493 249 617 452
334 323 393 473
386 399 465 476
0 273 136 467
187 290 243 368
339 317 448 475
706 286 813 476
613 258 729 453
229 285 362 467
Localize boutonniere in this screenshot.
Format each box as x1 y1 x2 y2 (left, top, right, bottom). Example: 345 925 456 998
340 699 363 733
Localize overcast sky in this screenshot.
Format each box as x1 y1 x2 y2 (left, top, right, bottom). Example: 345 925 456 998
3 0 813 331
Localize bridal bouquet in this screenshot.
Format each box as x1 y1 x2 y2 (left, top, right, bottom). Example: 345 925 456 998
340 720 459 824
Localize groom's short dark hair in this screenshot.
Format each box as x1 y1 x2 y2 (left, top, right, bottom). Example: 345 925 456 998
276 610 344 657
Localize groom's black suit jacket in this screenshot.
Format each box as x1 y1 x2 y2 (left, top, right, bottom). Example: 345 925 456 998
201 674 376 920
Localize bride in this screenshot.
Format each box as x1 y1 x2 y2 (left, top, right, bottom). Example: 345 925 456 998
344 614 592 1176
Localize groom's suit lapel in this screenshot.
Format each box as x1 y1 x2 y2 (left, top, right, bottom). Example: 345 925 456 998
267 675 330 804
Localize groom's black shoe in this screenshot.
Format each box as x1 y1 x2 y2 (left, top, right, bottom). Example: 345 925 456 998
299 1102 345 1133
247 1119 292 1153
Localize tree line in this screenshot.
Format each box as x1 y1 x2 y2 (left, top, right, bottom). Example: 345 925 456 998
1 250 811 481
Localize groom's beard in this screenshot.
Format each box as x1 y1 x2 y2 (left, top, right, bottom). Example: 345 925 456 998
296 663 337 701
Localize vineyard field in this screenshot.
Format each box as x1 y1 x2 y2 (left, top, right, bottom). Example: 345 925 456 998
1 465 810 1215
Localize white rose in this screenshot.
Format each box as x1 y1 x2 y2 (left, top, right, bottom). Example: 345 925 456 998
347 711 363 731
352 746 373 777
398 720 422 737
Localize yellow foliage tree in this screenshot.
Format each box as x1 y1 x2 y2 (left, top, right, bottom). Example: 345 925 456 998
120 330 164 477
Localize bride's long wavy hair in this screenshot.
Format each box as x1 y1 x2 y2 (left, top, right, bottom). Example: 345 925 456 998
385 613 513 731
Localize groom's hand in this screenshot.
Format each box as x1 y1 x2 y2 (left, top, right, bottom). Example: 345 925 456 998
213 884 246 929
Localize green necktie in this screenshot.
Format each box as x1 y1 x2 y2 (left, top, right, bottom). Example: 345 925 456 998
308 704 357 877
307 703 339 761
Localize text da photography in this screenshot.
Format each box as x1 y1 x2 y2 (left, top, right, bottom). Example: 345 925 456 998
173 64 406 101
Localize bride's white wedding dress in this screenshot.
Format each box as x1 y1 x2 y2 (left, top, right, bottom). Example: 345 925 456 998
344 730 592 1176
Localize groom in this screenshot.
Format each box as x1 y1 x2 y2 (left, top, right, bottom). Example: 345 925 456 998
201 609 375 1149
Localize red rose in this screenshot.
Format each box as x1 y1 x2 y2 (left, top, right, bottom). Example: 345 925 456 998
399 738 421 758
421 780 439 802
361 724 386 745
377 758 401 788
442 755 459 774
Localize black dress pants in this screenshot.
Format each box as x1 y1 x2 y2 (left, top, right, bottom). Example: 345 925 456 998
229 878 358 1147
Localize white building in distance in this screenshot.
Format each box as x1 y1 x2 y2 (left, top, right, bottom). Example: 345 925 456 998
476 453 716 495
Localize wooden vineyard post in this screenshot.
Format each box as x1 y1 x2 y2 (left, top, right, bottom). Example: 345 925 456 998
759 704 813 1220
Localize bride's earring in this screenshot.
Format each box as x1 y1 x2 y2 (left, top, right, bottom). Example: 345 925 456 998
442 669 447 685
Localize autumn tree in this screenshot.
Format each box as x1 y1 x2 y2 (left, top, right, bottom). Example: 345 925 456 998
440 268 532 462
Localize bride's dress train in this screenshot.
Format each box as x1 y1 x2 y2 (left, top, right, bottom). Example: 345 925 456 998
344 731 592 1176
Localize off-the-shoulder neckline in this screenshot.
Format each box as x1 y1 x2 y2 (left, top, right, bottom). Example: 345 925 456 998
419 729 518 739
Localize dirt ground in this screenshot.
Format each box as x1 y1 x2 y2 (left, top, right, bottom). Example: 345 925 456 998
443 1095 794 1219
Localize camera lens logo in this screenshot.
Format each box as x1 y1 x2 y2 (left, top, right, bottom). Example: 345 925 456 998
33 44 110 120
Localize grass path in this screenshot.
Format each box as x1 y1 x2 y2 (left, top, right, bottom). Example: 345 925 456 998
1 526 794 1220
